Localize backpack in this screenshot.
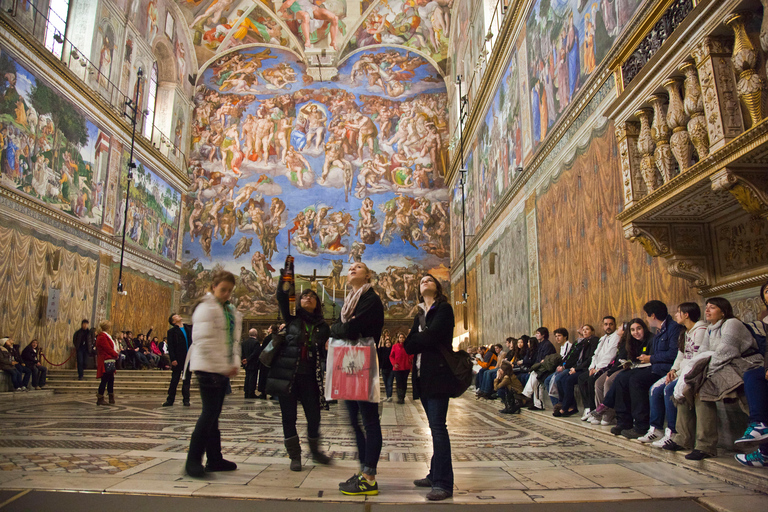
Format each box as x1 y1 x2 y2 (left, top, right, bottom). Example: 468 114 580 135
743 321 767 356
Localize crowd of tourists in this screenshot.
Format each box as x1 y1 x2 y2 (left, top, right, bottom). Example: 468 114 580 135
470 282 768 470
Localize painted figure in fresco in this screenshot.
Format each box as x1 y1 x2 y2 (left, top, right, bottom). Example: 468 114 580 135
277 0 340 50
602 0 618 36
348 240 365 263
269 197 286 228
147 0 159 42
189 200 205 243
262 62 297 89
98 30 114 88
301 104 327 151
275 115 295 164
583 13 596 74
252 113 274 163
243 197 266 236
176 40 187 84
284 146 312 187
191 0 236 30
233 237 252 259
566 11 580 101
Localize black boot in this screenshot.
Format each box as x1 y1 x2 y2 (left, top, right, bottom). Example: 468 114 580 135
308 437 332 465
499 393 514 414
284 435 302 471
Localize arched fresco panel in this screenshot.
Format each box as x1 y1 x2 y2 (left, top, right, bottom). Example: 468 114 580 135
183 46 450 319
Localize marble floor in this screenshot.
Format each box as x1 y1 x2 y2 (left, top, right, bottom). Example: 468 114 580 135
0 392 764 509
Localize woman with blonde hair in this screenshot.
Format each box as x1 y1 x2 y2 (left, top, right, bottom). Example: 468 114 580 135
185 270 242 477
332 261 385 496
95 320 119 405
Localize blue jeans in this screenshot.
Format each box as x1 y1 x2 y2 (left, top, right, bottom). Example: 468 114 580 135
381 368 394 398
481 368 499 394
743 367 768 424
4 368 22 389
650 378 678 432
346 400 382 475
421 395 453 493
550 370 569 406
518 372 530 386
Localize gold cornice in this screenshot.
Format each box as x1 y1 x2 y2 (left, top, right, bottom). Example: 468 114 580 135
0 14 190 187
617 115 768 223
0 187 181 277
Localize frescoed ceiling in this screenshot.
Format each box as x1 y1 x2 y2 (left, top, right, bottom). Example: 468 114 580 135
172 0 453 78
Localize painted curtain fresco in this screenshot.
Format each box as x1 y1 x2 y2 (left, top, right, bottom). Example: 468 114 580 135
183 46 450 319
343 0 453 73
525 0 641 147
110 265 174 335
114 155 182 261
536 124 693 335
0 47 110 227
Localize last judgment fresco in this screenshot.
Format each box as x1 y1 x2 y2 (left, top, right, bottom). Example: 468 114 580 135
182 46 450 319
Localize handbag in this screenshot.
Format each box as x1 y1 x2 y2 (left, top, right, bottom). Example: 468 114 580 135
259 331 286 368
104 359 116 374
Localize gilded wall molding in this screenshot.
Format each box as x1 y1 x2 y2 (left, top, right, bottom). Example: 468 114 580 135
710 167 768 217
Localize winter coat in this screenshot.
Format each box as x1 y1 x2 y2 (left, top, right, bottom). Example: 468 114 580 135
0 345 15 370
403 300 455 399
562 336 598 370
330 287 384 341
188 293 242 376
390 342 412 371
21 344 41 367
266 285 329 397
649 316 683 375
378 345 393 370
589 332 621 370
701 318 759 375
241 336 262 370
95 332 119 378
532 353 562 377
73 327 93 351
534 339 556 363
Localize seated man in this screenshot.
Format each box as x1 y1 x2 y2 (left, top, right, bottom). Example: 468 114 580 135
611 301 681 439
546 328 574 408
577 317 619 419
553 328 599 417
475 344 500 396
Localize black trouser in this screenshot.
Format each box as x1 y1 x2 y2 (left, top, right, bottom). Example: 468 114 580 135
278 373 321 439
244 367 258 397
394 370 410 400
187 371 228 465
381 368 393 398
76 346 89 378
577 369 603 410
614 366 660 431
98 372 114 394
257 363 269 394
346 400 382 476
166 366 191 404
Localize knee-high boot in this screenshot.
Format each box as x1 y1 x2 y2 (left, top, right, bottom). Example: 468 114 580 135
284 435 302 471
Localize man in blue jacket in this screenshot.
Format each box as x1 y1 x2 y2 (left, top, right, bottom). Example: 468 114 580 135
613 300 681 439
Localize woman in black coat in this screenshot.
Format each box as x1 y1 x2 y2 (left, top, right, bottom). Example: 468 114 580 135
331 261 385 496
266 279 331 471
404 274 455 501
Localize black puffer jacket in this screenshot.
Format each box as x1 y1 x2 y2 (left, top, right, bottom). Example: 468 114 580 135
404 300 455 400
266 286 330 397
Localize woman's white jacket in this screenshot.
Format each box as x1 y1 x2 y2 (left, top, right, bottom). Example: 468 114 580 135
187 293 242 376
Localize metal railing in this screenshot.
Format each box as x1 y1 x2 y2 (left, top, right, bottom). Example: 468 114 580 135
1 0 189 171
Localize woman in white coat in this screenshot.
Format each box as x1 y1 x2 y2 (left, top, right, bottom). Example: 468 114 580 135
185 270 242 477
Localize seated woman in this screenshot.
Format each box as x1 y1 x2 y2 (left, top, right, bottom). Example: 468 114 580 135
143 338 160 368
150 337 170 369
21 339 48 389
1 337 26 391
495 360 523 414
590 320 650 425
734 280 768 467
676 297 764 460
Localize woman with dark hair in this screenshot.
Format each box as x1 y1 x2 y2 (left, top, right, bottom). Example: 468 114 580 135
735 280 768 467
333 261 385 496
404 274 455 501
266 275 332 471
390 332 412 404
185 270 241 477
677 297 762 460
378 334 394 402
95 321 120 405
643 302 706 448
590 319 651 425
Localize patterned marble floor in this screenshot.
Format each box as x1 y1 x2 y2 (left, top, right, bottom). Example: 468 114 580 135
0 393 761 504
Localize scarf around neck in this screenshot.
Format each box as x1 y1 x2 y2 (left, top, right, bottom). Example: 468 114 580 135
341 283 372 324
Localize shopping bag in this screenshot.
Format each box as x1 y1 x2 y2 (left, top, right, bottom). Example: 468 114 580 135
325 337 380 402
548 372 559 399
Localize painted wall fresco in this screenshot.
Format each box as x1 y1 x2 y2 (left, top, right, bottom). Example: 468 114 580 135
343 0 453 73
183 46 450 319
525 0 641 147
477 212 530 343
114 154 182 261
0 48 110 227
536 123 693 336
